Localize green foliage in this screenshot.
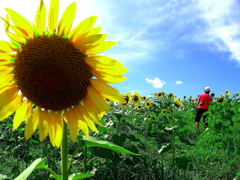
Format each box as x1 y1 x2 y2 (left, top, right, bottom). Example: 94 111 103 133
0 95 240 179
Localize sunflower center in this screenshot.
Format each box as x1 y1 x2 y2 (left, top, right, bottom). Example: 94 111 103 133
133 95 139 102
14 35 91 111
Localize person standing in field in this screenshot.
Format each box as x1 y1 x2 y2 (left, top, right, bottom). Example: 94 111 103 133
195 87 213 133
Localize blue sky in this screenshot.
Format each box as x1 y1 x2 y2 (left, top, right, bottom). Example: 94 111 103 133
0 0 239 99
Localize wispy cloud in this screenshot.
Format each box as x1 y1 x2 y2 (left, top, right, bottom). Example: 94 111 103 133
146 78 166 88
194 0 240 64
176 81 183 84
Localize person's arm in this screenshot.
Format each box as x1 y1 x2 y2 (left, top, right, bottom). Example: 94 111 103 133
197 95 201 105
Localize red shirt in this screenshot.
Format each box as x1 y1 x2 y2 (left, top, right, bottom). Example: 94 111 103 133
197 93 213 109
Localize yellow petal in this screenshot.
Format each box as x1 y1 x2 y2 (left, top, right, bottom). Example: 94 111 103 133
24 108 40 139
0 94 22 121
0 41 18 53
48 111 56 146
0 74 13 86
25 102 33 123
90 79 126 103
35 0 46 35
5 8 33 38
87 86 109 112
53 111 63 147
81 99 102 125
75 34 107 49
69 16 97 43
85 55 124 69
72 106 89 136
81 41 116 55
39 110 49 141
48 0 59 34
58 2 76 37
83 94 104 116
78 117 89 137
13 100 30 129
91 69 127 83
64 107 78 142
94 67 128 75
78 104 98 132
0 83 15 94
0 87 18 108
0 53 15 60
71 27 102 46
86 27 102 36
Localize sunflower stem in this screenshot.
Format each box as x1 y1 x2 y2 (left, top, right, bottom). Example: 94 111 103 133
61 121 68 180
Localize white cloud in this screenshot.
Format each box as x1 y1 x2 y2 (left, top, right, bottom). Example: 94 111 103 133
193 0 240 64
146 78 166 88
176 81 183 84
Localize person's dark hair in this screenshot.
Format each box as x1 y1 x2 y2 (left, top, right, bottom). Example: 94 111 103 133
204 91 210 94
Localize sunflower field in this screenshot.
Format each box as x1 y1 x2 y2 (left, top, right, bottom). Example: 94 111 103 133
1 91 240 180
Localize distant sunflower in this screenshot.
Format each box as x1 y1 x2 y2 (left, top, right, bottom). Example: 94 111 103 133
147 114 152 120
191 99 195 103
136 105 142 110
174 98 183 108
183 96 186 99
121 92 131 106
210 93 215 97
141 96 147 101
0 0 127 147
161 109 168 114
225 89 228 94
145 100 152 109
234 93 239 97
131 92 141 105
168 93 173 98
217 97 224 103
157 91 164 98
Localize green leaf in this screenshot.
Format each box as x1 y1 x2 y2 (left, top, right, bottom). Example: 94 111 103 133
178 128 186 132
14 158 42 180
158 143 172 154
91 147 121 163
49 175 61 179
112 133 127 146
71 173 92 180
179 136 196 146
175 156 190 170
0 174 9 179
82 136 140 155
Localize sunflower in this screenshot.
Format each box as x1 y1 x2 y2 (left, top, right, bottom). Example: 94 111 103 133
121 92 131 106
234 93 239 97
174 98 183 108
183 96 186 99
191 99 195 103
141 96 147 101
210 93 215 97
136 105 142 110
131 92 141 105
147 114 152 120
168 93 173 98
217 97 224 103
144 100 152 109
157 92 163 98
0 0 127 147
161 109 168 114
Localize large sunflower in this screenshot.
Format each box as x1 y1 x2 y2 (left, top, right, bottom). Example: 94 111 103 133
0 0 127 147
